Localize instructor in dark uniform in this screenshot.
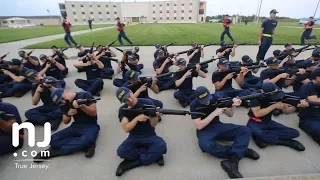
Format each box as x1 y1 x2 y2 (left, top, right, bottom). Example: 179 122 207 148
116 17 133 46
256 9 278 62
301 17 317 45
62 17 78 48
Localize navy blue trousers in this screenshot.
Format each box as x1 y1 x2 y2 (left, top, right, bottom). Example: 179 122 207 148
299 118 320 145
146 97 163 108
257 36 273 61
75 78 104 95
50 123 100 155
301 30 316 45
157 77 177 91
241 76 262 90
221 28 234 42
113 78 126 88
101 67 114 77
214 88 252 99
197 121 251 159
64 31 77 46
118 31 133 45
117 134 167 165
25 105 63 125
174 89 196 104
247 120 300 144
0 81 32 98
0 131 23 155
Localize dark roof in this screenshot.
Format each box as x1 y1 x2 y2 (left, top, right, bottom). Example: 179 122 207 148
0 15 61 20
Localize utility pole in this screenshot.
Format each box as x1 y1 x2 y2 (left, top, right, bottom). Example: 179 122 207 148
256 0 262 25
314 0 320 17
254 0 260 22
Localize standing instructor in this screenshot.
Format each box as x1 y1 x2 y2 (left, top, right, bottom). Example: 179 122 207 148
116 17 133 46
220 15 235 42
301 17 317 45
256 9 278 62
62 17 78 48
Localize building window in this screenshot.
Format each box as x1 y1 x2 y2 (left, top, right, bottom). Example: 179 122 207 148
181 17 184 20
90 12 93 14
182 3 184 6
71 4 75 7
174 4 177 6
153 4 155 7
160 4 162 6
182 10 184 13
83 19 86 22
160 17 162 20
61 11 67 17
174 10 176 13
73 12 76 15
59 4 66 9
174 17 176 20
153 17 155 20
199 9 204 15
82 12 85 15
99 12 102 14
160 11 162 13
80 4 83 7
113 5 116 7
89 4 92 7
107 18 110 21
189 10 192 13
100 18 103 21
114 12 117 14
75 19 78 22
189 17 192 20
98 4 100 7
106 12 109 14
167 10 169 13
167 17 169 20
106 5 108 7
153 11 155 13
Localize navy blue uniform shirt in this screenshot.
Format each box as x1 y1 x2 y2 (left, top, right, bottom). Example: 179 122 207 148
299 82 320 119
78 50 90 58
84 63 102 80
61 91 97 124
0 102 23 134
216 47 232 60
23 56 41 72
153 57 173 75
261 19 278 35
248 97 273 122
174 70 198 90
97 51 112 68
260 69 285 88
118 98 155 136
187 49 201 64
41 63 63 80
124 77 149 98
32 77 62 105
212 70 237 90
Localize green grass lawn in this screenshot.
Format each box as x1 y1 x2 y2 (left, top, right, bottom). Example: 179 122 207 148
25 23 320 49
0 24 111 43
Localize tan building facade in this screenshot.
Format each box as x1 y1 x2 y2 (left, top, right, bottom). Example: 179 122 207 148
59 0 206 25
0 16 61 26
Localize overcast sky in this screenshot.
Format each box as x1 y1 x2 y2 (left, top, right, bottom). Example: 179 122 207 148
1 0 319 19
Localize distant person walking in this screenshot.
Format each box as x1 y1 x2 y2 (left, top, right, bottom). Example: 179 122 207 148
88 18 93 31
301 17 317 45
116 17 133 46
62 17 78 48
221 14 235 42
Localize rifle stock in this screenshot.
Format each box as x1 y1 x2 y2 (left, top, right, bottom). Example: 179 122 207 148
1 53 9 59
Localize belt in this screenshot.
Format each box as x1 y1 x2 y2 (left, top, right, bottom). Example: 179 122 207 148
248 116 262 122
263 34 272 37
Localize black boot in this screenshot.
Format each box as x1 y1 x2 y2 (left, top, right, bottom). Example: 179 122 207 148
156 155 165 166
85 144 96 158
179 100 188 108
253 138 268 148
50 119 62 131
244 148 260 160
115 159 142 176
221 160 243 179
33 147 61 163
277 139 305 151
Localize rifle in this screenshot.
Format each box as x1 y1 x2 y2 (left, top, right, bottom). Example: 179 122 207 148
107 39 118 47
0 63 20 76
89 42 95 54
270 95 320 107
1 53 9 59
196 92 277 109
122 104 205 118
213 64 267 77
164 43 215 59
163 42 175 47
38 78 61 88
285 45 313 58
0 111 15 120
51 48 68 58
63 98 101 111
225 41 250 48
156 57 219 79
20 50 34 59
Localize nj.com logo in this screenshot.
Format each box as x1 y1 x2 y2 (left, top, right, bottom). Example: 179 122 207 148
12 122 51 158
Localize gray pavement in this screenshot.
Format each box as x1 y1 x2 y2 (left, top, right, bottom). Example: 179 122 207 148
0 45 320 180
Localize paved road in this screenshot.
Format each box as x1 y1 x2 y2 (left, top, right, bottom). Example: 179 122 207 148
0 45 319 180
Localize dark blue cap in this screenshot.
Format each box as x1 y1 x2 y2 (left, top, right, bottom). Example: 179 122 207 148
24 69 38 79
51 88 64 105
284 43 292 47
195 86 212 105
273 50 281 57
155 43 161 48
265 57 279 65
270 9 279 14
241 55 253 64
177 58 187 65
303 60 320 68
311 67 320 79
7 58 21 66
191 42 197 46
157 49 164 55
218 58 229 66
116 87 131 103
124 70 140 81
262 82 285 101
312 50 320 57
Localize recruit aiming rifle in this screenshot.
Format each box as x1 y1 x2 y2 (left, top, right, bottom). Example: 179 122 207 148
224 41 250 48
156 57 219 79
122 104 205 118
51 48 68 58
1 53 9 59
270 95 320 107
63 98 101 112
0 111 15 120
212 64 267 77
38 78 62 88
19 50 34 59
0 63 20 76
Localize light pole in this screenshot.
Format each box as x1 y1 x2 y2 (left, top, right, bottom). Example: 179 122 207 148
314 0 320 17
256 0 262 25
254 0 260 22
